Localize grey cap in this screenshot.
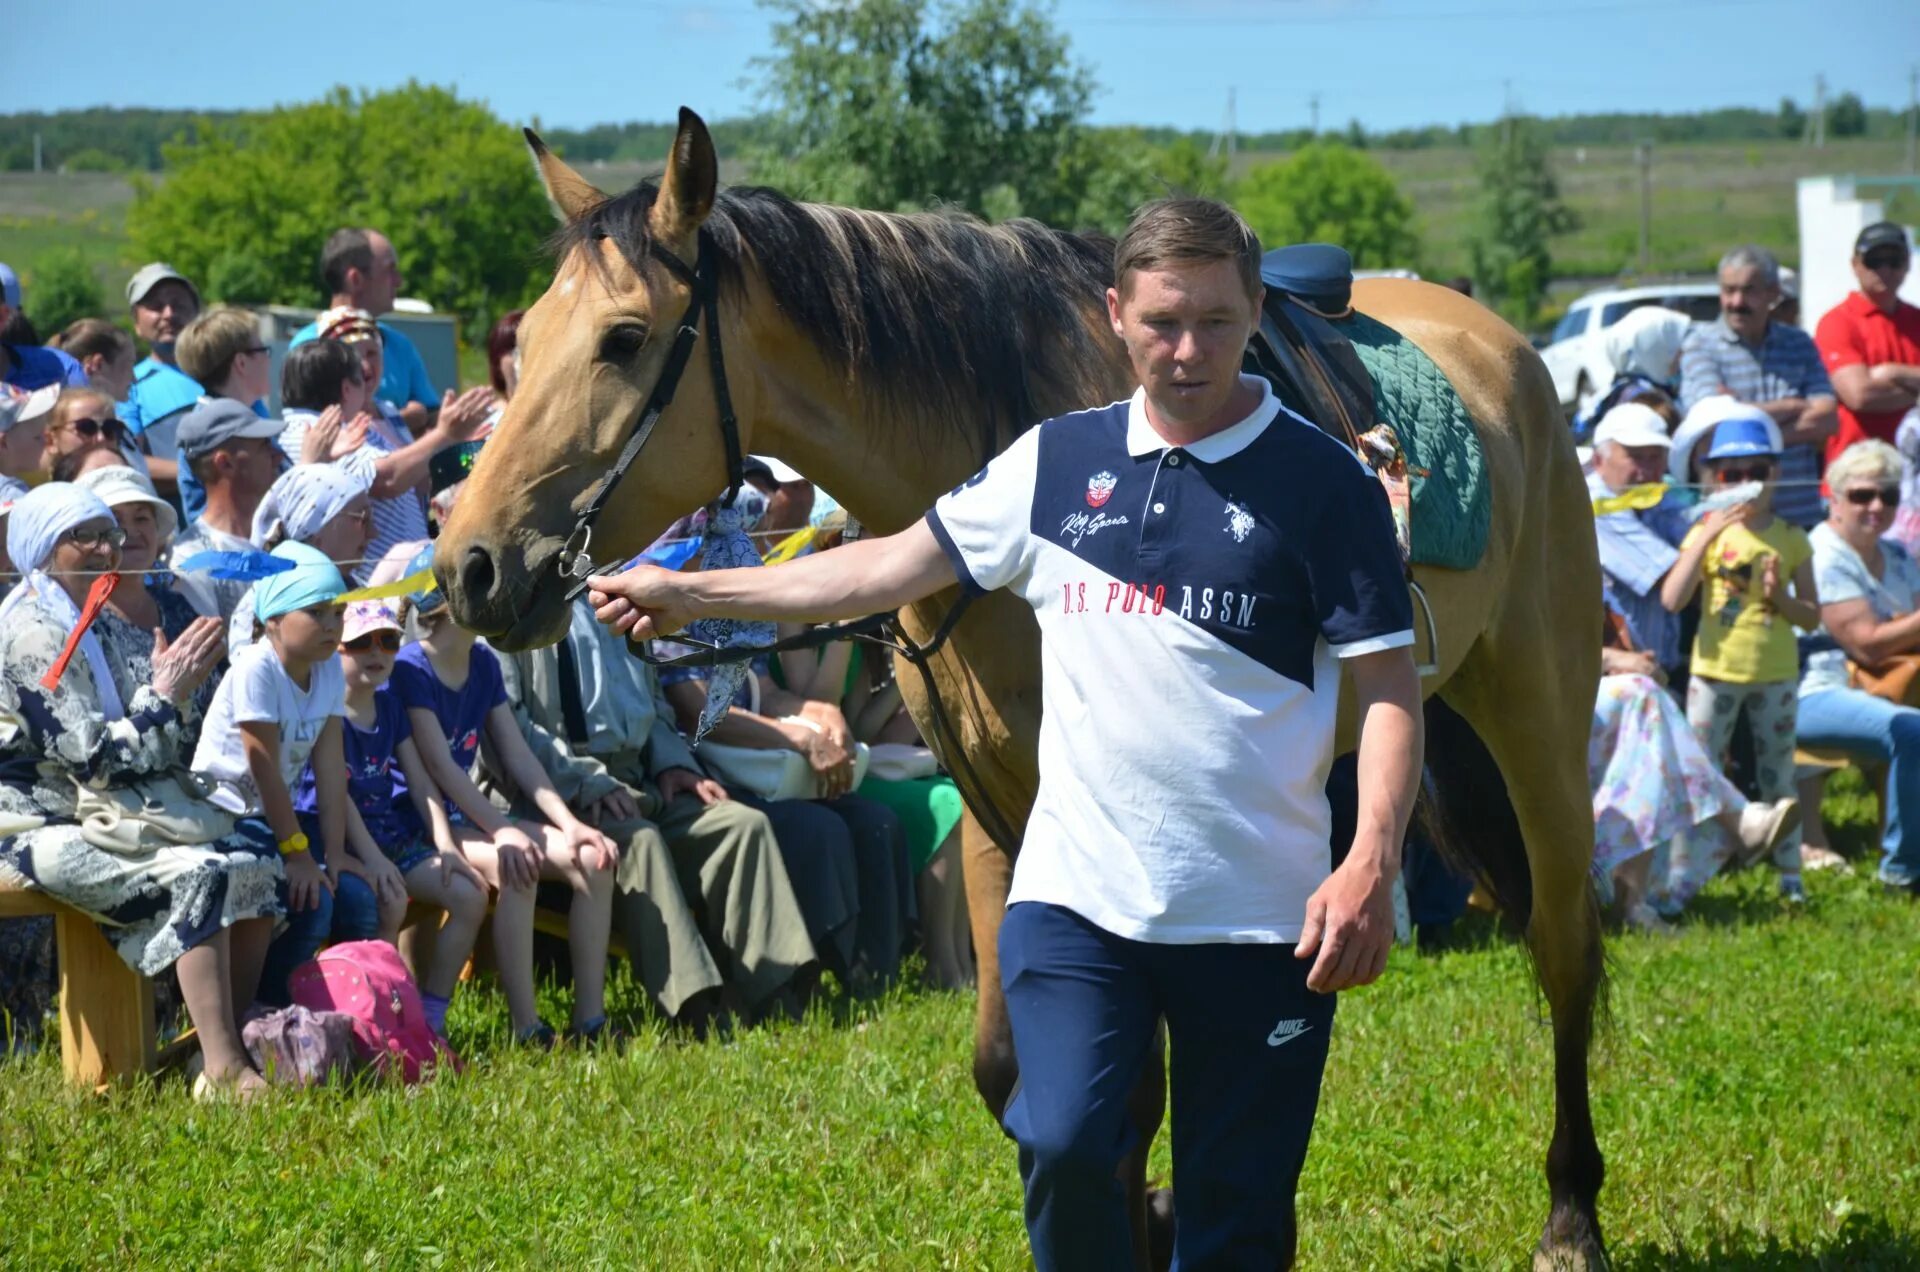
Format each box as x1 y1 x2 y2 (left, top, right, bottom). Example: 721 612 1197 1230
176 398 283 460
126 261 200 308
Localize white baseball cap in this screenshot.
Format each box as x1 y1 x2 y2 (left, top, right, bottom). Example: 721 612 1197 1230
1590 402 1671 452
746 454 805 484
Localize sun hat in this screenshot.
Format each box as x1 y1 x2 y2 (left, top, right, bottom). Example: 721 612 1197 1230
1590 402 1671 452
74 465 179 542
253 541 347 622
745 454 805 484
342 599 403 644
0 384 60 433
1668 395 1778 483
315 306 380 344
126 262 199 308
1705 415 1783 462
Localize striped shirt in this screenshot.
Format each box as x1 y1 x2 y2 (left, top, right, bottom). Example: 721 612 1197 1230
1677 318 1835 528
1588 471 1690 669
279 405 429 583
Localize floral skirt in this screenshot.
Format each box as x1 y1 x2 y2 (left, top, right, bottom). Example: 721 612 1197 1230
0 818 284 978
1590 674 1741 879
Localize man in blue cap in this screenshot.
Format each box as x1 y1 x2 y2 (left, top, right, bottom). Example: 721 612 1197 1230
0 263 86 394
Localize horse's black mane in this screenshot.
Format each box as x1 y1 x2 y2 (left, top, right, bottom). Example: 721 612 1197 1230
550 182 1120 456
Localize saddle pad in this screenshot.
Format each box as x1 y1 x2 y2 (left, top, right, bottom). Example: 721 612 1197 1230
1341 311 1490 571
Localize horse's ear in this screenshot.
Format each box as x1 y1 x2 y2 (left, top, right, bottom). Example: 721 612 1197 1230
649 107 718 245
524 127 606 223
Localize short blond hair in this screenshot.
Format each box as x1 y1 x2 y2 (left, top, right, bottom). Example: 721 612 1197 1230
176 306 261 388
1827 439 1905 492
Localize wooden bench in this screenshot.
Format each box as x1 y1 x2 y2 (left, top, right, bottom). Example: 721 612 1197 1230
0 882 179 1089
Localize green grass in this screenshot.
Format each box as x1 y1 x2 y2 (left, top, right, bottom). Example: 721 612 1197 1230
4 834 1918 1268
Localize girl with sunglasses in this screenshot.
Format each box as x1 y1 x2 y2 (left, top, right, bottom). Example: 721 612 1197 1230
41 388 142 479
291 600 488 1038
1660 412 1822 902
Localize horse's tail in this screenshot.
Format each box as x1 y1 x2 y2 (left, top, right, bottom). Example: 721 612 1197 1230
1416 695 1534 933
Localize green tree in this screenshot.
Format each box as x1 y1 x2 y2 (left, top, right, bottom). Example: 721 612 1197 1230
23 249 108 334
1777 97 1807 140
1466 116 1578 327
751 0 1146 228
1234 143 1418 268
1829 91 1868 138
125 84 551 344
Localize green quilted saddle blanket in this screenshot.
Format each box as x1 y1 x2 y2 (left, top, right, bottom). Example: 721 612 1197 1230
1342 311 1490 571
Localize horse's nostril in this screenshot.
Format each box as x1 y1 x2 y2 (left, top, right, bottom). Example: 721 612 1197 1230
459 544 498 605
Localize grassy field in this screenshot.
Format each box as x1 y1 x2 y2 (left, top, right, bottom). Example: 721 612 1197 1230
4 836 1917 1268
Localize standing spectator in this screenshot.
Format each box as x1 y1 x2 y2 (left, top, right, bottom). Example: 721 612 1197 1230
486 309 523 404
120 263 206 498
1574 306 1692 439
288 229 438 432
168 400 286 620
172 307 279 522
0 261 80 386
1587 402 1692 673
1679 246 1839 528
1815 223 1920 460
1795 439 1920 897
1660 415 1822 901
51 319 136 402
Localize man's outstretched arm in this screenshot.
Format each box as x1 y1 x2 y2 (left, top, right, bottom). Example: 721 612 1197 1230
587 519 959 642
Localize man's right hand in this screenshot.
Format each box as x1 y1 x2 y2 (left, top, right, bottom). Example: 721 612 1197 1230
588 565 697 640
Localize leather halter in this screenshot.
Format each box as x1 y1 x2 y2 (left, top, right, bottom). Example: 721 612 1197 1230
560 228 745 599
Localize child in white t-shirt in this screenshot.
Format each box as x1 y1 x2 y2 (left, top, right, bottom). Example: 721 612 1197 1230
191 540 375 1004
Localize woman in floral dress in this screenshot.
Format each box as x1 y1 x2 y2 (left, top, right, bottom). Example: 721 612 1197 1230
0 484 280 1096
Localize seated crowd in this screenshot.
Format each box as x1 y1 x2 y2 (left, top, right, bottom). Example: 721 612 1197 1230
1582 227 1920 929
0 237 973 1093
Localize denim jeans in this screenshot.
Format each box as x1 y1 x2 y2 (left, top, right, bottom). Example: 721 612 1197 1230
1796 687 1920 887
256 828 384 1006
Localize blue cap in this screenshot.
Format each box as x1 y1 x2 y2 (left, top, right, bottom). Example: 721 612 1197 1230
0 262 19 308
1705 415 1781 462
1259 244 1353 312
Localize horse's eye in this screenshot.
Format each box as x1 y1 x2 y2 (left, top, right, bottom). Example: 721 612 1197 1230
601 323 649 361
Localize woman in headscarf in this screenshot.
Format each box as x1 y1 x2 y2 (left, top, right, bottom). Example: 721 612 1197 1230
0 484 282 1098
1574 305 1694 440
220 463 373 655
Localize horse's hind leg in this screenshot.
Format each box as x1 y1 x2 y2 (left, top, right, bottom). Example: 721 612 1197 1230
1446 640 1608 1271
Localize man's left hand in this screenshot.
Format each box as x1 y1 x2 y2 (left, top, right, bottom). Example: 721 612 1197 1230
1295 853 1396 993
659 766 728 806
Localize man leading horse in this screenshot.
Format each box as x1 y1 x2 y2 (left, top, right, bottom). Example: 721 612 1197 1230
585 197 1424 1270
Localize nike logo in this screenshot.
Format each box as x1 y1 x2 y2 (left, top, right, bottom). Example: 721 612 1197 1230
1266 1018 1311 1048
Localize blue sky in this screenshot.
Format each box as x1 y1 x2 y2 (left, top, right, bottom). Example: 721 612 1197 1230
4 0 1914 135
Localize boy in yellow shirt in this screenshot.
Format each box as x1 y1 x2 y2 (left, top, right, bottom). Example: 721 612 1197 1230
1662 414 1821 900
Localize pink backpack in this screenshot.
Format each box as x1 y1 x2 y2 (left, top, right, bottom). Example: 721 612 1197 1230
287 940 459 1083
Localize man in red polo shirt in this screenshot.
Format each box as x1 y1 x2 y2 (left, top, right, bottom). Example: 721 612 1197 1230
1816 221 1920 461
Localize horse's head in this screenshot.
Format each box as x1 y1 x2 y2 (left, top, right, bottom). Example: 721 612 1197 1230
437 108 739 648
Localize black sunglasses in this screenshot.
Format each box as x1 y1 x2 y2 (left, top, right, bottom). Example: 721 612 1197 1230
342 631 403 653
1843 485 1902 508
1863 250 1910 271
61 416 126 443
1714 463 1774 484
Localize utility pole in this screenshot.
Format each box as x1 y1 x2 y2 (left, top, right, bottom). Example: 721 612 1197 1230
1812 73 1827 149
32 132 41 173
1907 63 1917 174
1636 142 1653 274
1308 92 1320 138
1502 79 1514 147
1209 87 1237 162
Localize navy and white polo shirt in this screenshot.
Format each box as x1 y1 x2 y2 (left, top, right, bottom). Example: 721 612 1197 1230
926 375 1414 944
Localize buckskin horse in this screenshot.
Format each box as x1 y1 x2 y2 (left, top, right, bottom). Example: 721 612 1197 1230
436 108 1607 1270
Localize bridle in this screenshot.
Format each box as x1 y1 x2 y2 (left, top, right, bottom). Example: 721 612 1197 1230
558 228 744 600
547 225 1023 852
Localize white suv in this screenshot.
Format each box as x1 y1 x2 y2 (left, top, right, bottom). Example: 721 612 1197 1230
1540 283 1721 417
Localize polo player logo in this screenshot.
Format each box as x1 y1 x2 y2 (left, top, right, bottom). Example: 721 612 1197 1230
1086 471 1118 508
1224 500 1255 543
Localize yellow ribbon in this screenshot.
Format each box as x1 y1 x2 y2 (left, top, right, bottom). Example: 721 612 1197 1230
337 567 436 604
762 527 818 565
1590 483 1670 517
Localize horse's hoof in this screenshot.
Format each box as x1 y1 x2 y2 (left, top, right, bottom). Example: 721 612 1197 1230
1146 1186 1176 1272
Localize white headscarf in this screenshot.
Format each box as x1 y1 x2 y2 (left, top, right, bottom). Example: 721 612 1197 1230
1604 307 1693 382
0 483 127 719
250 463 371 548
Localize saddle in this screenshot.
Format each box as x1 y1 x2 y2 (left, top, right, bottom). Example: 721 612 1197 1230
1245 243 1437 674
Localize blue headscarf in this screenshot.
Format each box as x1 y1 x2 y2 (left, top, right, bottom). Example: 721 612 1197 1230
252 540 346 622
251 463 370 548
